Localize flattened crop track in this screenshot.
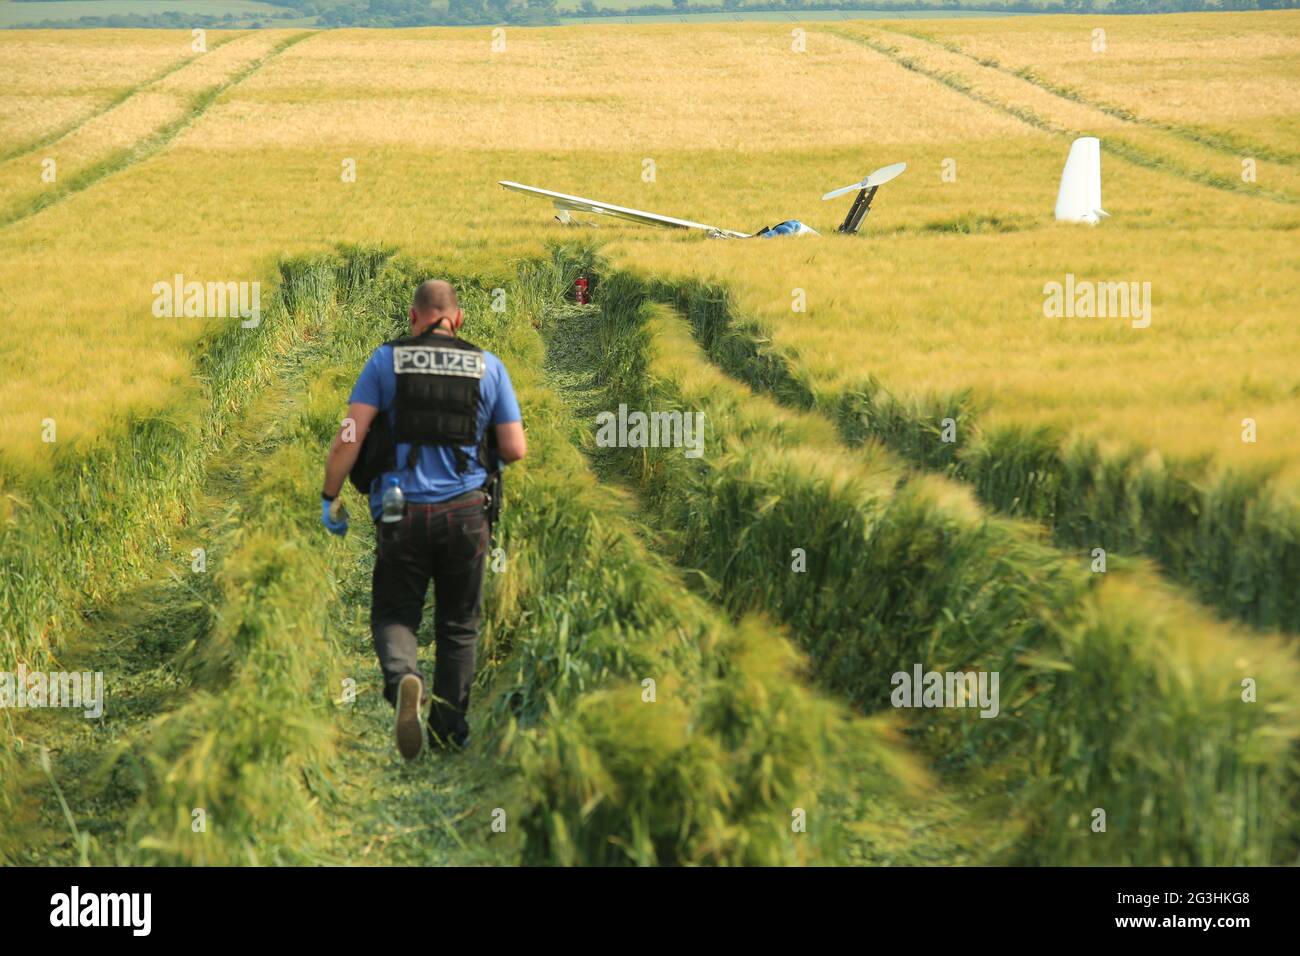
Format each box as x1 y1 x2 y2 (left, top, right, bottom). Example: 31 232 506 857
825 26 1300 206
559 261 1300 865
887 26 1300 169
7 246 1296 868
541 291 1006 865
0 32 315 231
0 32 245 166
1 250 509 866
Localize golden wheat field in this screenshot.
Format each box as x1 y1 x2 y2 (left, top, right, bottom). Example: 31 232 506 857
915 12 1300 142
0 30 196 146
1 12 1299 879
1 15 1297 484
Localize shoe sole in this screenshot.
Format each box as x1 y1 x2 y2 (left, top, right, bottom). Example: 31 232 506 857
395 675 424 761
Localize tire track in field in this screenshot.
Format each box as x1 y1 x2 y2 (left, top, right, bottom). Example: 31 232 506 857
650 273 1300 635
0 283 322 864
623 298 1300 863
0 32 246 165
887 26 1300 169
1 271 502 866
0 31 316 232
0 325 292 865
2 487 228 864
824 26 1300 207
540 302 1006 866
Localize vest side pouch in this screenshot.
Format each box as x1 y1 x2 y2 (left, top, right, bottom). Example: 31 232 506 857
348 410 396 496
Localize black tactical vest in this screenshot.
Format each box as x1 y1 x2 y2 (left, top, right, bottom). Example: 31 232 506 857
390 330 485 472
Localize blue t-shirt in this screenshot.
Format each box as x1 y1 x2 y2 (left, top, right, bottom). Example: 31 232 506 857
349 338 521 520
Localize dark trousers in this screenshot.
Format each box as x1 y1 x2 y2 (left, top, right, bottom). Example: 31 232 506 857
370 490 489 744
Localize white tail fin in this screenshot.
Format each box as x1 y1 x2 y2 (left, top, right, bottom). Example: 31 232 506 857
1055 136 1106 224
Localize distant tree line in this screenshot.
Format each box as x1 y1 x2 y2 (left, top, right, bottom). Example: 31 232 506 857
313 0 559 27
561 0 1297 17
8 12 289 30
8 1 560 28
7 0 1296 29
240 0 557 27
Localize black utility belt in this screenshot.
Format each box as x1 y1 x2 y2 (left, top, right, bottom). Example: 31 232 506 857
397 490 486 513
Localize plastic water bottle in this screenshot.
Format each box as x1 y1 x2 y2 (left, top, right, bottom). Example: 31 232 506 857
381 476 404 524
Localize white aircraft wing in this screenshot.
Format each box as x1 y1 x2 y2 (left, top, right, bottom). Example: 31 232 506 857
499 181 751 239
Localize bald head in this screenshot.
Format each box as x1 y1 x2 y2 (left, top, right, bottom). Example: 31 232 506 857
413 280 458 316
410 280 462 336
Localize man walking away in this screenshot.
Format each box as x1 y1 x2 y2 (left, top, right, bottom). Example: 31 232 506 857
319 280 526 760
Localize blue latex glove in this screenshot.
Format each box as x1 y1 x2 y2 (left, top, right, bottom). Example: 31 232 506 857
321 497 349 537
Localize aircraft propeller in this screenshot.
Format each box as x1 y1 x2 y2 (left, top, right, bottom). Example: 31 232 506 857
822 162 908 201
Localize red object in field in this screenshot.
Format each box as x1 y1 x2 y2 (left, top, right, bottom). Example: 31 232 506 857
575 276 589 304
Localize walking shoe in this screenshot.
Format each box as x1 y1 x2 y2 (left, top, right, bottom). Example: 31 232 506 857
395 674 424 761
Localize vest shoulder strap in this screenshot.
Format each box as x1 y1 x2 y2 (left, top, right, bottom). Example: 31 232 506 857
385 331 485 352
